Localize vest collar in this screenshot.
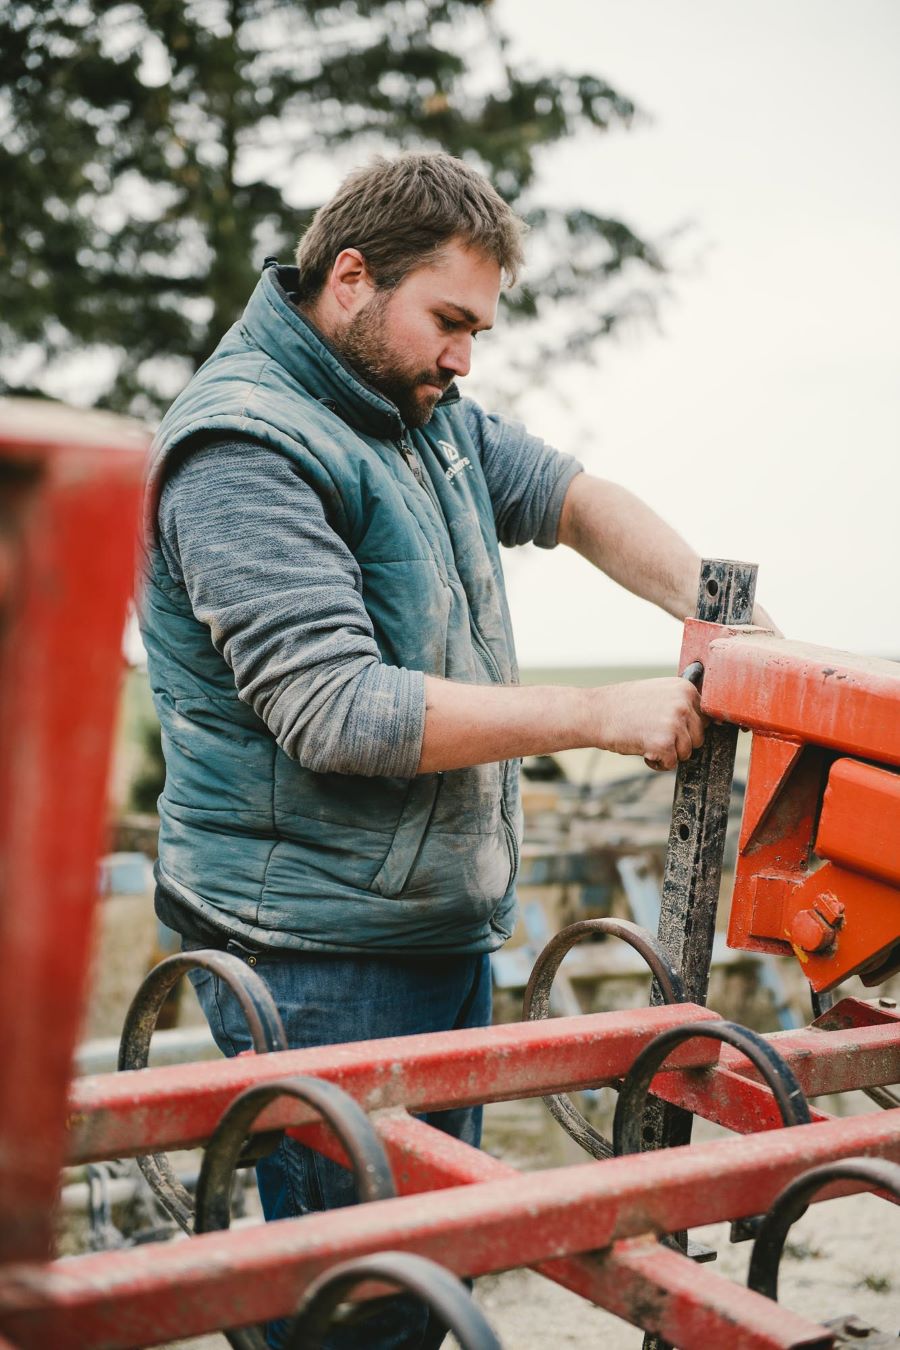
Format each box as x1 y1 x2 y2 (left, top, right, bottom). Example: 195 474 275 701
242 263 459 439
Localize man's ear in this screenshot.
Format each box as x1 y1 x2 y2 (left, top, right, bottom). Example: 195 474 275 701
328 248 375 316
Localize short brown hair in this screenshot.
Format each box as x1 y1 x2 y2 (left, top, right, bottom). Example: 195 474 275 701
294 152 526 302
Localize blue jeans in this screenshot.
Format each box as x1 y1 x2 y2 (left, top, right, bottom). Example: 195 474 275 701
188 945 491 1349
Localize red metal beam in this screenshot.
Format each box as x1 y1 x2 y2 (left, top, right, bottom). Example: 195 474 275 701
65 1013 900 1166
651 1066 834 1132
65 1003 723 1163
590 1237 831 1350
2 1109 897 1348
719 1021 900 1096
679 623 900 766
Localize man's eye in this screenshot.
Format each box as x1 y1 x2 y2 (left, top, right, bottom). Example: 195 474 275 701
437 315 457 331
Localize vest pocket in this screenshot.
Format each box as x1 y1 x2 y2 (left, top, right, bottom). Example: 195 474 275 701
369 773 443 897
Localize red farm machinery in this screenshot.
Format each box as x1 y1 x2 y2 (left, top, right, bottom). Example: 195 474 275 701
0 401 898 1349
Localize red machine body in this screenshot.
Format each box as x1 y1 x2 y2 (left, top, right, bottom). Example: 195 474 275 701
0 415 897 1350
680 620 900 992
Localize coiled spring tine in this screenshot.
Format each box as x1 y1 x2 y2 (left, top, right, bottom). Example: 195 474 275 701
613 1019 811 1158
117 950 287 1233
523 918 685 1158
195 1074 395 1234
748 1157 900 1301
286 1251 502 1350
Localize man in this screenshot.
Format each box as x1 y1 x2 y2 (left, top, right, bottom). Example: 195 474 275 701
141 152 759 1347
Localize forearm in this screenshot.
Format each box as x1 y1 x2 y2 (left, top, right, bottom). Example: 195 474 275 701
557 472 780 632
417 674 705 774
418 677 592 772
558 472 701 620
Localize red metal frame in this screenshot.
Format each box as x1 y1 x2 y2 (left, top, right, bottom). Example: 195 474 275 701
1 432 898 1350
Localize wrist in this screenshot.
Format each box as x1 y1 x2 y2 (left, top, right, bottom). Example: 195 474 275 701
577 684 612 749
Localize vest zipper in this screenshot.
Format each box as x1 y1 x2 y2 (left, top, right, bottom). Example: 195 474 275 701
469 617 503 685
397 436 449 524
500 759 520 884
396 436 424 484
468 622 519 884
397 434 519 887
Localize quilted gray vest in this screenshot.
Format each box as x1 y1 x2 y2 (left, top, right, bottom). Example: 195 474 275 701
140 264 521 953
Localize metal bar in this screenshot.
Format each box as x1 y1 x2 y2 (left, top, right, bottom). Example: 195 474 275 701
65 1014 899 1167
363 1117 834 1347
654 559 758 1007
591 1237 831 1350
647 558 758 1166
0 407 147 1262
692 633 900 767
650 1066 834 1132
3 1109 897 1348
719 1021 900 1095
66 1003 722 1164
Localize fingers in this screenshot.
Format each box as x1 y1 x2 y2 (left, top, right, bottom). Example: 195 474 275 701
646 685 707 772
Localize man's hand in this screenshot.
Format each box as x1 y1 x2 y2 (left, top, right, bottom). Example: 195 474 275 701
591 678 707 771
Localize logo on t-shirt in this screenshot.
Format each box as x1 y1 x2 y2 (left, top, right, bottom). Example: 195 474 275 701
436 439 471 483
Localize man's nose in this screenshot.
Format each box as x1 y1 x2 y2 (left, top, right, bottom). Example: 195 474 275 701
439 334 472 379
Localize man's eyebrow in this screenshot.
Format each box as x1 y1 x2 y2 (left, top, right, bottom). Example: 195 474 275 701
435 300 493 331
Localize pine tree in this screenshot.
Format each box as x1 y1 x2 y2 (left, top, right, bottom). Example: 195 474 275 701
0 1 664 417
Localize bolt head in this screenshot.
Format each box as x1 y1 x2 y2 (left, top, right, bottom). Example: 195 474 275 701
790 908 835 955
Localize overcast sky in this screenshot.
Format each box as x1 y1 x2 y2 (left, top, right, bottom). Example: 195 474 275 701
473 0 900 667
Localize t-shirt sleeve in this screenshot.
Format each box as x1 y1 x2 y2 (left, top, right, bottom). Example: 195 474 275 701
156 439 426 779
460 397 583 548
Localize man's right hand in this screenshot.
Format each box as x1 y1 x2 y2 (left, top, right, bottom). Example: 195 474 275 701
591 678 707 772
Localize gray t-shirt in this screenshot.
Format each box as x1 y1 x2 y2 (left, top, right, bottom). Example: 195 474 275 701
158 397 582 779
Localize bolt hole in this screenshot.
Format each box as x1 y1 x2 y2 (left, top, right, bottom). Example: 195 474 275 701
678 823 690 841
706 577 720 598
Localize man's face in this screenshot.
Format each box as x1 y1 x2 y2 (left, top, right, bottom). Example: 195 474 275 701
337 239 501 428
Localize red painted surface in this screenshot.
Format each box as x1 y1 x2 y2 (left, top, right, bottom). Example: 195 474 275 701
65 1014 900 1167
680 624 900 766
0 401 147 1262
66 1003 723 1162
2 1110 897 1347
651 1065 835 1131
678 623 900 987
817 758 900 887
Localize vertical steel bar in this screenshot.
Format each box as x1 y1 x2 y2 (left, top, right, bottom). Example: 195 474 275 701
653 558 758 1013
642 559 757 1350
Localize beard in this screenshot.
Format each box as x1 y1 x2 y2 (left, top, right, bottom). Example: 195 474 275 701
335 292 449 429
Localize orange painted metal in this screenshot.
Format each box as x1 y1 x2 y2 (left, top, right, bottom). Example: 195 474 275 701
817 758 900 887
679 623 900 767
678 622 900 991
